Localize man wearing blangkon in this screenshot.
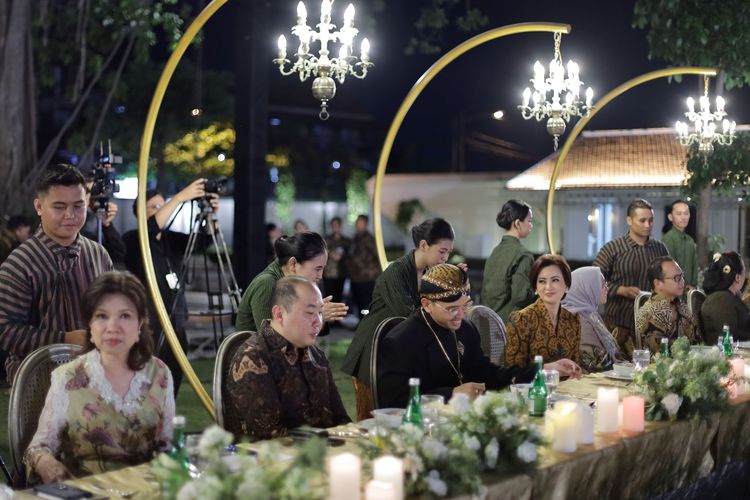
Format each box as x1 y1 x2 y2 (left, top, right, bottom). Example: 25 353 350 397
0 164 113 383
225 276 350 440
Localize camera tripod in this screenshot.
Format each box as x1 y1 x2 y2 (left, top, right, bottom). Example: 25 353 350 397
161 197 242 356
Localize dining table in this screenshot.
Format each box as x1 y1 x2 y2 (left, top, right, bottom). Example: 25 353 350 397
15 368 750 499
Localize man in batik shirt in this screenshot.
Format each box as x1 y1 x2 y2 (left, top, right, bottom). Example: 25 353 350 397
225 276 350 440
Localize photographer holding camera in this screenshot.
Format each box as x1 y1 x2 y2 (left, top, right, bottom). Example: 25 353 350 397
123 178 218 395
81 176 126 266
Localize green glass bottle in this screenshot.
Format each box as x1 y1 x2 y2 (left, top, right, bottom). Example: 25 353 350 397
660 337 670 358
402 377 424 428
528 355 548 417
722 324 734 357
170 415 188 469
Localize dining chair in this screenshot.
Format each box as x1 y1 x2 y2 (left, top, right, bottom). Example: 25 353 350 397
687 288 706 319
466 305 507 366
8 343 83 487
370 316 406 410
212 330 253 429
633 291 652 350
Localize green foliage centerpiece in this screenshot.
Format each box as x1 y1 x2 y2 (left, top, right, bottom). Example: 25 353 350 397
631 337 741 421
361 392 543 498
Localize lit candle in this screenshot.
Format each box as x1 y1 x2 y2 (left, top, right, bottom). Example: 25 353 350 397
373 456 403 500
329 453 361 500
596 388 619 433
575 403 594 444
551 401 578 453
365 480 396 500
622 396 645 433
729 358 745 398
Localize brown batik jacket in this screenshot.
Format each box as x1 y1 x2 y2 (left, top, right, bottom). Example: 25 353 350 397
225 320 350 440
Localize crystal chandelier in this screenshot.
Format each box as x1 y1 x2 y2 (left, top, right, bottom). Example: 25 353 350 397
518 32 593 150
273 0 373 120
675 75 736 156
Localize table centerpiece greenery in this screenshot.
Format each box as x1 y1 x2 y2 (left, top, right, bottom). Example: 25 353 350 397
631 337 744 421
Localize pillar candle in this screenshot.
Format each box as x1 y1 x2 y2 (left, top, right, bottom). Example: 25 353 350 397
575 403 594 444
729 358 745 398
622 395 645 432
365 480 396 500
373 456 404 500
329 453 361 500
596 388 619 433
551 401 578 453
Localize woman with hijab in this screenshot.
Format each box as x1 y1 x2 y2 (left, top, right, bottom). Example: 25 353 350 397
562 266 622 372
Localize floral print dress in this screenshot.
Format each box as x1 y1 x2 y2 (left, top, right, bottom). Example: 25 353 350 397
24 350 174 479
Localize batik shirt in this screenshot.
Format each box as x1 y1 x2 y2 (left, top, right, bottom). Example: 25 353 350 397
636 293 701 354
225 321 350 441
24 350 174 479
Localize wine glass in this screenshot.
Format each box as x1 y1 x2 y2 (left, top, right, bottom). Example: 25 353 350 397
542 369 560 402
633 349 651 372
184 434 205 478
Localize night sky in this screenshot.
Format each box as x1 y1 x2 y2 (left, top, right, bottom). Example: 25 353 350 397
200 0 750 174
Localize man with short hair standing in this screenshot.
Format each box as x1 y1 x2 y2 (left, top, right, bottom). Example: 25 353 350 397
225 276 350 440
662 200 698 288
593 199 669 357
0 164 113 383
636 256 700 353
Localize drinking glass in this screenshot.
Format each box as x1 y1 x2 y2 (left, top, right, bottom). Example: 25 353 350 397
542 369 560 402
633 349 651 372
184 434 205 478
420 394 445 434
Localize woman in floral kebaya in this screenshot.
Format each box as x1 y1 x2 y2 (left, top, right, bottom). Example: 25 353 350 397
24 271 175 483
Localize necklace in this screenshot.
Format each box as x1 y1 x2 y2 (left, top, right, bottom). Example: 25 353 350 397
421 309 463 384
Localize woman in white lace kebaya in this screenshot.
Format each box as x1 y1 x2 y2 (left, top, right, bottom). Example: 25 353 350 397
24 271 175 483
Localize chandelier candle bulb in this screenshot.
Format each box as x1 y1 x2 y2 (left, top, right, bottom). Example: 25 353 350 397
277 35 287 58
596 388 619 433
575 403 594 444
622 396 645 433
344 4 355 26
550 401 578 453
373 456 404 500
329 453 361 500
365 480 396 500
297 2 307 23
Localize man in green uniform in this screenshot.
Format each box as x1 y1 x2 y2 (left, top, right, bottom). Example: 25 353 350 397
662 200 698 288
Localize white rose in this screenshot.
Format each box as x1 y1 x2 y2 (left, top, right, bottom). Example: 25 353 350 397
472 394 490 413
425 470 448 497
422 438 448 460
464 435 481 451
198 425 233 457
661 393 683 417
450 392 471 415
516 441 537 463
484 438 499 469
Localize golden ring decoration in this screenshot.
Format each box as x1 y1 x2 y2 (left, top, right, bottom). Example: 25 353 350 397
545 66 718 254
138 0 229 417
373 22 573 270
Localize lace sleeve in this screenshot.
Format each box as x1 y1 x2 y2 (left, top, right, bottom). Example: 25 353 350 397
23 370 69 467
160 370 175 450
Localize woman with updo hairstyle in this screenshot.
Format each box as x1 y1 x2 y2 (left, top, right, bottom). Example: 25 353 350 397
236 231 348 332
481 200 535 322
699 251 750 344
24 271 174 483
342 217 465 420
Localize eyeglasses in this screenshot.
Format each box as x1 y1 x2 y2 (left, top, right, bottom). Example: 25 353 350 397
663 273 685 283
432 301 473 317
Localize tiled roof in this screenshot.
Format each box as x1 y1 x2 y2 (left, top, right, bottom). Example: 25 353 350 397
507 128 690 190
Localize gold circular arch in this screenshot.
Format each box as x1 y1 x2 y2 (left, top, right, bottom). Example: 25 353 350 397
137 0 228 417
372 22 572 270
545 67 717 254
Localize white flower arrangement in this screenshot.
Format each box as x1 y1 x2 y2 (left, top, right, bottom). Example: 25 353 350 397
632 337 744 421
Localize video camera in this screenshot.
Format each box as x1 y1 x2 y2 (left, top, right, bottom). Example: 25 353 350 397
90 140 121 215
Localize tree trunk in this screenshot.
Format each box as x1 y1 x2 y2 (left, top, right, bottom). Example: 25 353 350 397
0 0 36 214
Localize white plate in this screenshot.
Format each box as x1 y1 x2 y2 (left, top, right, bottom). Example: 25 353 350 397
737 341 750 349
602 370 633 381
358 418 376 430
